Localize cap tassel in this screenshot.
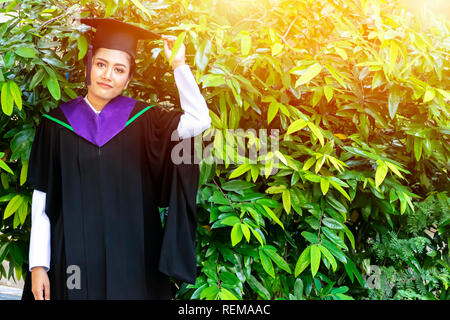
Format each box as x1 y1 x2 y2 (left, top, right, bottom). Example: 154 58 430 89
85 44 93 87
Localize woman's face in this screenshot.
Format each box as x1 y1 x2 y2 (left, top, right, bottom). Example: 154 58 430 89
85 47 132 101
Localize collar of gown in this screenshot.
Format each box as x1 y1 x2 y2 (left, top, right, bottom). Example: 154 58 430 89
60 95 137 148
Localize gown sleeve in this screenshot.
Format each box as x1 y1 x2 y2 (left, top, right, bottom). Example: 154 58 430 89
146 105 200 285
28 118 51 193
27 116 61 223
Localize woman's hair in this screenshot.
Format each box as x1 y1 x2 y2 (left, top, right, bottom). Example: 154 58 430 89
84 46 136 80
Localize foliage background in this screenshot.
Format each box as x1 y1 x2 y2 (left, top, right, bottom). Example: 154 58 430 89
0 0 449 300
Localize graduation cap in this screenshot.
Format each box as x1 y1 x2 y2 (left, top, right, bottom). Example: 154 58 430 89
78 18 161 86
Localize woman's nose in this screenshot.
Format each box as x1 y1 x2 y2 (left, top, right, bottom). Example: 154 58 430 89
102 67 113 80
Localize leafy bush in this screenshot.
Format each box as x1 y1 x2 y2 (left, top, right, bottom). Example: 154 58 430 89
1 0 449 300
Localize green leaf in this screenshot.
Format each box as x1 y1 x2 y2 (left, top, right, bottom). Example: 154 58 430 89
263 247 291 273
77 35 88 60
307 122 324 146
295 246 311 277
1 82 13 115
200 285 219 300
271 43 283 56
240 32 251 56
303 157 316 171
414 137 422 161
388 84 401 119
295 62 322 87
247 275 271 299
219 288 239 300
129 0 153 19
221 216 240 226
3 195 23 219
321 239 347 263
282 189 291 214
45 76 61 101
267 100 279 125
322 217 345 230
320 178 330 195
286 119 307 135
231 223 243 246
18 201 28 225
195 39 211 72
259 248 275 278
0 158 14 175
329 181 351 201
262 204 284 230
310 245 321 277
240 223 250 242
15 47 36 58
375 160 388 187
321 227 348 250
222 179 254 192
28 68 45 90
301 231 319 244
20 160 28 186
319 245 337 271
9 81 22 110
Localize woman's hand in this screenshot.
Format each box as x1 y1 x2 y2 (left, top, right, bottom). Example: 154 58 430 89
31 266 50 300
162 34 186 70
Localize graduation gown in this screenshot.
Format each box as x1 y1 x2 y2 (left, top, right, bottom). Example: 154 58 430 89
21 94 199 300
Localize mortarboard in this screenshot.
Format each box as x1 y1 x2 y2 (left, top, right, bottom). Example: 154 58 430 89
78 18 161 86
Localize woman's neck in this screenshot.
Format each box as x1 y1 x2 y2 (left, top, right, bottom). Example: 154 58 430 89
86 92 109 112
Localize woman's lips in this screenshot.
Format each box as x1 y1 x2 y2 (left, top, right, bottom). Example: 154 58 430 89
98 82 113 89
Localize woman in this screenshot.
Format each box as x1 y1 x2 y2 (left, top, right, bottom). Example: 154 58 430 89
22 18 211 300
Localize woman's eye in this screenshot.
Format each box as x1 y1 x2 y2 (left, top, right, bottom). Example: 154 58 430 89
116 68 124 73
97 62 105 67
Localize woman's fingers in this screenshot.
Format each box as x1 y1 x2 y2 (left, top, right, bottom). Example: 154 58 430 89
44 281 50 300
32 284 44 300
31 267 50 300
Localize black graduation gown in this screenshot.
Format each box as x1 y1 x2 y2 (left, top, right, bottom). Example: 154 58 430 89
21 99 199 300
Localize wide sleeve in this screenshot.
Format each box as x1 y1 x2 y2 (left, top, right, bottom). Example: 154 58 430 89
146 105 200 284
27 117 61 223
28 118 51 193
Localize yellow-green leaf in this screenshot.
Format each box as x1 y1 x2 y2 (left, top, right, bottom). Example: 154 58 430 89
423 87 435 103
307 122 324 146
310 244 321 277
262 204 285 229
240 33 251 56
241 223 250 242
267 100 279 125
129 0 153 20
375 161 388 187
4 195 23 219
303 157 316 171
320 178 330 195
286 119 307 135
77 35 88 60
9 81 22 110
231 223 243 246
18 201 28 225
271 43 283 56
295 246 311 277
295 62 322 87
229 163 251 179
282 189 291 215
324 85 333 102
20 160 28 186
1 81 13 115
319 245 337 271
330 180 351 201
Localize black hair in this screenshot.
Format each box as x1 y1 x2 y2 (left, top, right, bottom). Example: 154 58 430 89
84 46 136 80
